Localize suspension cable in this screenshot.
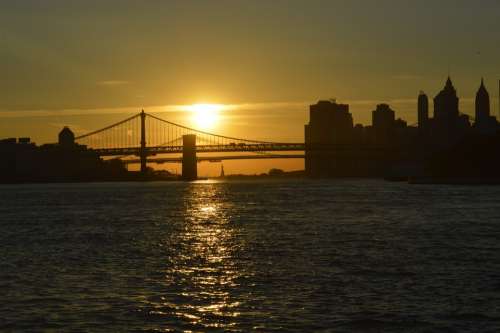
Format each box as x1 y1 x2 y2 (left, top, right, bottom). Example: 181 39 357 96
145 112 281 144
75 113 140 140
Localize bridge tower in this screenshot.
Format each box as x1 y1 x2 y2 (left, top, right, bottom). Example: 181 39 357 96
182 134 197 180
140 110 147 174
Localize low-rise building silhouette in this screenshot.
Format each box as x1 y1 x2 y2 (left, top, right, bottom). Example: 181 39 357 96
0 127 129 183
59 126 76 147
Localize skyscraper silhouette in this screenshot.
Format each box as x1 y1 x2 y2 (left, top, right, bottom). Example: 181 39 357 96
434 77 459 124
429 77 471 147
474 79 496 135
475 78 490 122
418 91 429 132
305 100 354 176
372 104 395 144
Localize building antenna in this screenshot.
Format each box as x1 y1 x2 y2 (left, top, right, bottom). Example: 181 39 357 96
447 56 451 78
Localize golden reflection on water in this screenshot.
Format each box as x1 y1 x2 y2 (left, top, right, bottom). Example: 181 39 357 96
153 183 245 330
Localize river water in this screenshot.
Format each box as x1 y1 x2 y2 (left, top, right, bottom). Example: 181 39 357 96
1 180 500 332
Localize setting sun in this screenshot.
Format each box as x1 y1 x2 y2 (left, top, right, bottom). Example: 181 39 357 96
186 103 224 130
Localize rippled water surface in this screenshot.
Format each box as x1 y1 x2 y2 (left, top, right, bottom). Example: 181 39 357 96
1 180 500 332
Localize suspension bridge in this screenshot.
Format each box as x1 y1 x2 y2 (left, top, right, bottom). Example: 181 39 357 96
75 110 305 180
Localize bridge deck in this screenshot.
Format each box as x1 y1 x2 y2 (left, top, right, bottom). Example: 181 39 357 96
93 143 306 156
121 154 306 164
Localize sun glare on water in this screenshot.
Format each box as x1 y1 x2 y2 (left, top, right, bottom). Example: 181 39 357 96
187 103 224 130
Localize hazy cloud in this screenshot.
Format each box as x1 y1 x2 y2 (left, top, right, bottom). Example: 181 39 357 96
392 74 422 81
0 98 490 122
97 80 131 86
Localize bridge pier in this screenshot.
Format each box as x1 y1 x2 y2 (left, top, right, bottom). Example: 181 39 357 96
140 110 148 174
182 134 197 181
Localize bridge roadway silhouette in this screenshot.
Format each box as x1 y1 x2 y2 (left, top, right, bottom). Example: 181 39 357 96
75 110 306 180
92 142 306 156
122 154 306 165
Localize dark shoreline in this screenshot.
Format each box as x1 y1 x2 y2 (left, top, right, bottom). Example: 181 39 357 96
4 171 500 185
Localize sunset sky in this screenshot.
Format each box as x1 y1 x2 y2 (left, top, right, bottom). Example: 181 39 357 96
1 0 500 175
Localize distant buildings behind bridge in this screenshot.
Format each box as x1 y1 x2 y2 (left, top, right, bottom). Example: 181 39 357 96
305 77 500 179
0 127 129 183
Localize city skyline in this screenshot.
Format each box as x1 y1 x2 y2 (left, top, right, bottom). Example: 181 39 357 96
2 0 500 175
2 75 500 177
2 75 499 178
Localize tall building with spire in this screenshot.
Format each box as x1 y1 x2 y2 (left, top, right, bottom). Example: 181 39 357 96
475 78 490 122
474 78 497 135
429 77 471 147
434 76 459 124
